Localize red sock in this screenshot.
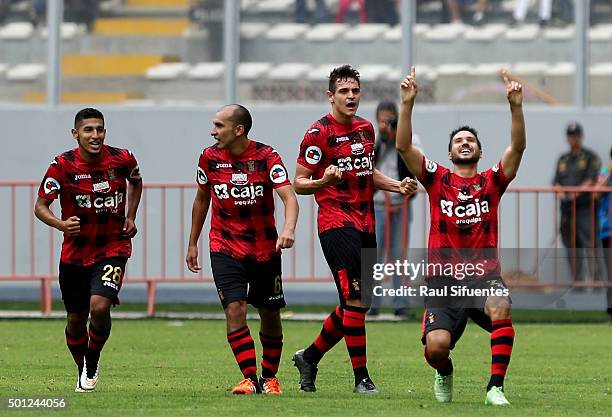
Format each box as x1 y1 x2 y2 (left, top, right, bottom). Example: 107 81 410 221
65 327 87 373
304 305 344 364
343 305 369 383
488 318 514 389
259 332 283 379
227 326 257 379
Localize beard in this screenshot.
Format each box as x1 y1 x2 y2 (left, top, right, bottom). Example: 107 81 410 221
451 152 480 165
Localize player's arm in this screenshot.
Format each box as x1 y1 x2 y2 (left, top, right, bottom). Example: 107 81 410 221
373 169 418 196
186 187 211 273
274 184 299 251
34 197 80 236
500 72 526 181
122 178 142 238
294 163 341 195
396 66 425 179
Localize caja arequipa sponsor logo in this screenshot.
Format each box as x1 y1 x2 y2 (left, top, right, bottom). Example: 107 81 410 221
269 164 288 184
43 177 60 194
440 198 489 221
75 191 124 211
197 167 208 185
305 146 322 165
212 183 264 205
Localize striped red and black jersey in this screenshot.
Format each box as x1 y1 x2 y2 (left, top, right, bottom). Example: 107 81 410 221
38 145 141 266
197 140 291 262
297 113 376 235
418 156 512 276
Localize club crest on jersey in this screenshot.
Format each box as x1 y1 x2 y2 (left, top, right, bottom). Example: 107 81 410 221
358 130 366 142
305 146 322 165
107 168 116 180
428 312 435 324
351 143 365 155
247 160 256 172
93 181 110 193
43 177 60 194
425 159 438 173
231 173 249 186
472 184 481 192
197 167 208 185
270 164 288 184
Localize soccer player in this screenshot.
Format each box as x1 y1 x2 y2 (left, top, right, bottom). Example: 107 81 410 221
34 108 143 392
395 67 525 405
186 104 298 395
292 65 417 394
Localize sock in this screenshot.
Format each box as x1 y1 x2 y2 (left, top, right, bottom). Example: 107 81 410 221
259 332 283 379
343 305 369 385
303 305 344 365
85 324 110 378
227 326 257 381
65 327 88 375
424 346 454 376
488 318 515 390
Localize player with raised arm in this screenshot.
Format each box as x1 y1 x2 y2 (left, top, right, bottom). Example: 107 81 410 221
34 108 142 393
396 67 526 405
292 65 417 394
186 104 298 395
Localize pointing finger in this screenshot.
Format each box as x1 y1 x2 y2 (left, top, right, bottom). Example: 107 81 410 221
411 66 416 78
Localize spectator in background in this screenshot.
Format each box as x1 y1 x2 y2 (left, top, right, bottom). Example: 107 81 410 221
597 146 612 318
31 0 99 31
513 0 552 26
295 0 329 24
369 101 421 318
446 0 488 24
365 0 398 25
335 0 367 24
553 122 605 289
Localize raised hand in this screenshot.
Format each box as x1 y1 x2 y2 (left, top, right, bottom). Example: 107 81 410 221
400 66 418 104
503 71 523 107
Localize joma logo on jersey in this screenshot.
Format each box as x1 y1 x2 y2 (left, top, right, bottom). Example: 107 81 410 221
440 199 489 218
76 191 124 210
337 152 373 173
213 184 264 202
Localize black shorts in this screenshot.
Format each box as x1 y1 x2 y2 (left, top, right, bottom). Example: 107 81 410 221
59 257 127 313
319 227 377 304
210 252 286 310
421 276 510 349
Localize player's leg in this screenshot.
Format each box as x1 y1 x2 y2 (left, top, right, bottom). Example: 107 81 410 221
478 287 513 406
251 255 285 394
79 257 126 392
422 307 467 402
210 253 259 394
58 262 92 392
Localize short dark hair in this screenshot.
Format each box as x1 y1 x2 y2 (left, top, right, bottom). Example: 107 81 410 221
328 65 360 92
388 117 398 130
226 104 252 135
448 125 482 152
74 108 104 128
376 100 398 119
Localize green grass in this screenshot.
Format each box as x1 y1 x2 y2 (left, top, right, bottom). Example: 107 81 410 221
0 320 610 417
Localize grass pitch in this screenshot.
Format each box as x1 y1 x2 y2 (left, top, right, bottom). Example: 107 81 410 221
0 319 610 417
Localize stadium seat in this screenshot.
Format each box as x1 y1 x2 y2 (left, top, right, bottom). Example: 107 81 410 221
543 26 575 41
543 62 575 104
344 24 388 42
0 63 8 77
384 65 437 82
237 62 272 80
505 24 539 41
254 0 293 13
590 62 612 105
0 22 34 40
23 91 146 104
6 64 45 81
240 22 270 40
305 24 348 42
267 63 312 80
425 23 467 41
40 23 85 40
265 23 309 40
307 64 343 81
94 18 190 36
187 62 225 80
357 64 392 81
62 55 177 76
463 24 506 41
146 62 191 80
126 0 189 6
589 24 612 42
383 23 429 41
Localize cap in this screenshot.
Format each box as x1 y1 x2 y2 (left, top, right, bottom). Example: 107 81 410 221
566 122 583 135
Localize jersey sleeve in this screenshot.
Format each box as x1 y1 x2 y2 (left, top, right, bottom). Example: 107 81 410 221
418 156 448 191
296 123 325 171
267 148 291 189
196 149 210 191
38 158 63 200
125 150 142 183
487 160 512 194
